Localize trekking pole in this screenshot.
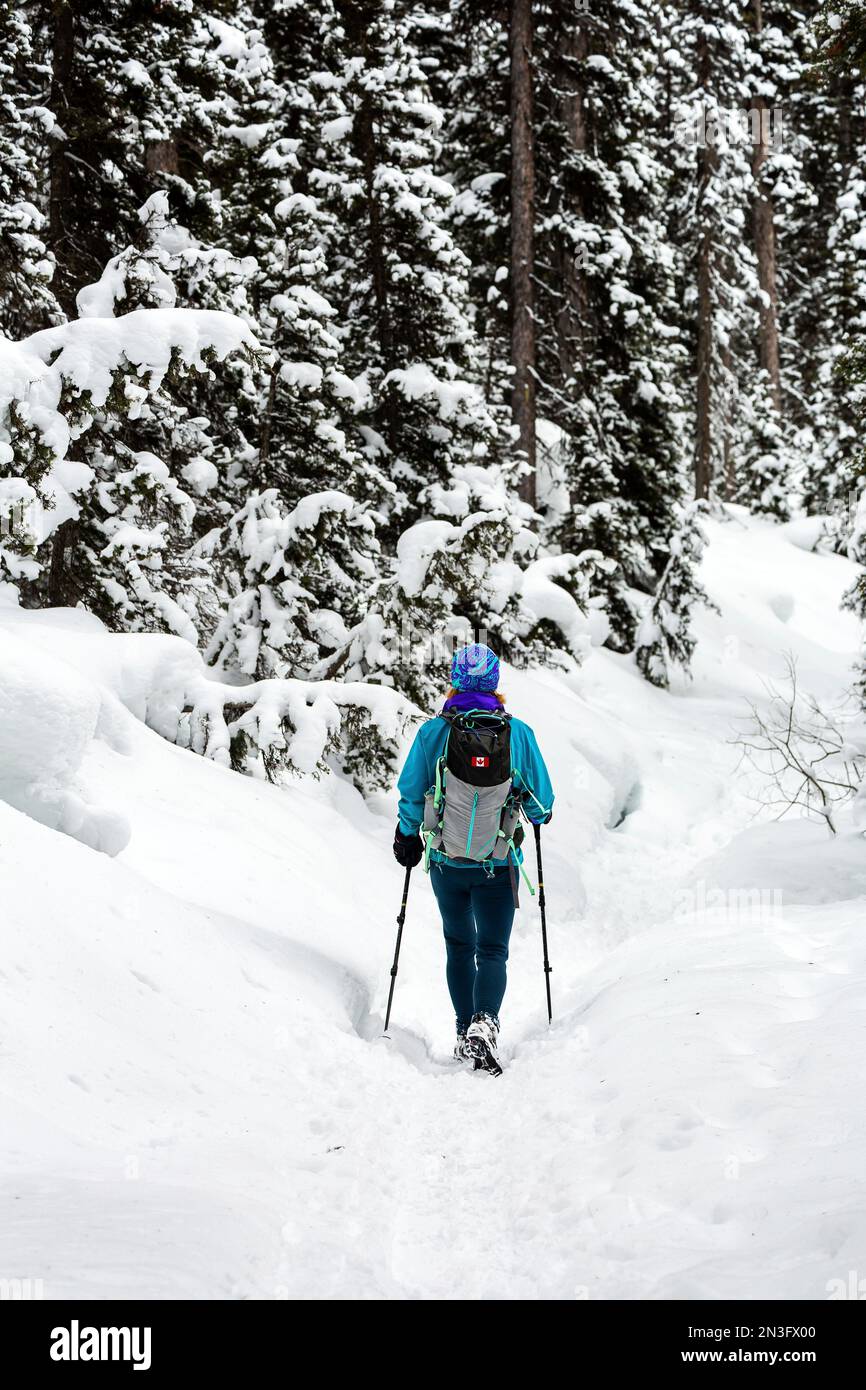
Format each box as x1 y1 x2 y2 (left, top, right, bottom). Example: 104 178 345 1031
534 824 553 1023
384 866 412 1035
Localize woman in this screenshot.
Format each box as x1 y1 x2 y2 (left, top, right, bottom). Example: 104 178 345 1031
393 643 554 1074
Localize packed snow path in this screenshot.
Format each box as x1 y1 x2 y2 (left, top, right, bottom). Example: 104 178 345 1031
2 512 865 1299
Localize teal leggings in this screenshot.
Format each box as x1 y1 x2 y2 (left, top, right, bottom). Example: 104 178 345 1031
430 863 515 1032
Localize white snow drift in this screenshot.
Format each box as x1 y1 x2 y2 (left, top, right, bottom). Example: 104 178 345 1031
0 510 865 1300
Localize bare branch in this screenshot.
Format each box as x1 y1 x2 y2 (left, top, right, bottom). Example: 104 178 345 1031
732 653 865 835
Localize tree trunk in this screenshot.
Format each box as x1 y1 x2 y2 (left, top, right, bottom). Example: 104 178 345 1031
556 22 588 384
694 33 715 501
695 219 713 500
721 342 736 500
146 139 179 176
47 1 79 605
361 109 391 369
510 0 536 507
751 2 781 411
46 518 78 607
259 363 279 485
48 0 76 318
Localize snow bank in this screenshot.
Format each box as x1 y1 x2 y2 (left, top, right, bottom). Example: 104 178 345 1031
0 630 130 855
777 515 831 552
690 818 866 906
2 512 866 1299
0 605 415 811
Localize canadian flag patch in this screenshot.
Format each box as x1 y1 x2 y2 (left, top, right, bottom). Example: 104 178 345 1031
472 756 490 768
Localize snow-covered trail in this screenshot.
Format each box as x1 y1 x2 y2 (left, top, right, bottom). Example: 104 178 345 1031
270 533 864 1302
3 511 866 1299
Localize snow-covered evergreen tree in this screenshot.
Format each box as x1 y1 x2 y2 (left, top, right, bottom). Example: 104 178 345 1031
1 194 260 634
530 0 687 651
18 0 270 312
783 0 866 521
0 281 257 611
635 501 717 688
0 5 59 337
327 505 525 707
250 194 379 505
201 19 392 682
731 1 811 521
5 0 866 773
780 3 866 707
307 0 496 534
205 487 379 679
812 0 866 81
427 1 512 435
665 2 758 502
59 195 260 636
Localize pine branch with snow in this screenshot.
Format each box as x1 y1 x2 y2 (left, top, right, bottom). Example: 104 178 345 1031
635 500 718 688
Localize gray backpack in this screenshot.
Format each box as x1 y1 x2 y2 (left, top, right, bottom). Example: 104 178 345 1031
422 709 528 875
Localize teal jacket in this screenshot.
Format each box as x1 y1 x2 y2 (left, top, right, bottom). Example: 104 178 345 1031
397 712 554 866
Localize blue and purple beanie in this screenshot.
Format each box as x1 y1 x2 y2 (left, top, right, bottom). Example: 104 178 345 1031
450 643 500 694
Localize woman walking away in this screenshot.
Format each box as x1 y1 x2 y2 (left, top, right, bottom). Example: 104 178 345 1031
393 644 554 1075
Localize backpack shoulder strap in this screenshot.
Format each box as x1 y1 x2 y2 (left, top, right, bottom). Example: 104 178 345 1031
441 707 511 728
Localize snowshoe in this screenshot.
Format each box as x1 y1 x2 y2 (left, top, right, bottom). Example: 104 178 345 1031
466 1011 503 1077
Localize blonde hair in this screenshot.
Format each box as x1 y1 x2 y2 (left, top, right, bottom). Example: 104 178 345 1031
446 685 506 706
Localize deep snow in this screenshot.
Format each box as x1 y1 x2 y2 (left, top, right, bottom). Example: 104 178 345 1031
1 509 865 1299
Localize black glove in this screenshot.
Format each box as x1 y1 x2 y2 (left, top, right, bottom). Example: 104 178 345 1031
393 825 423 869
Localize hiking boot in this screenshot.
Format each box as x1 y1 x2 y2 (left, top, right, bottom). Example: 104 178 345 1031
453 1029 474 1064
466 1011 503 1076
